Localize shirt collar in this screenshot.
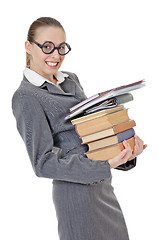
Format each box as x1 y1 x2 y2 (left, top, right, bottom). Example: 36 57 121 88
23 67 69 87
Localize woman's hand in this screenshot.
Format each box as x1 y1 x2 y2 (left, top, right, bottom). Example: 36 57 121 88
108 135 147 169
128 135 147 160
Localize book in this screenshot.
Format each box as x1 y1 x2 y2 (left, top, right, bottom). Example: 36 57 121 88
65 80 145 120
81 120 136 143
66 80 145 162
87 128 135 151
85 137 135 161
71 105 124 125
75 109 130 136
85 93 133 114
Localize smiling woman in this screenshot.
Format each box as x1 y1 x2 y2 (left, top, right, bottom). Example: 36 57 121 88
25 17 70 84
12 16 146 240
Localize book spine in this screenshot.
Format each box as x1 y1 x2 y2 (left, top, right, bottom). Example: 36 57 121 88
113 120 136 134
116 128 135 143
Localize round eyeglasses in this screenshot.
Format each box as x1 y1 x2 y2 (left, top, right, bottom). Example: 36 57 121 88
29 39 71 55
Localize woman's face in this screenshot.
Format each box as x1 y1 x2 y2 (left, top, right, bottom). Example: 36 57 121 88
25 26 66 81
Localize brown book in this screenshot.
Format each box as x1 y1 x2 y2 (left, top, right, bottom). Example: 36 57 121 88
85 137 135 161
87 128 135 151
71 105 124 125
75 109 130 136
81 120 136 143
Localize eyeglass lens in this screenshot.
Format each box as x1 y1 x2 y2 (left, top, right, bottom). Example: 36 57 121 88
42 42 70 55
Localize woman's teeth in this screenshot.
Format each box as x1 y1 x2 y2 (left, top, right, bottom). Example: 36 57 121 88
46 62 58 67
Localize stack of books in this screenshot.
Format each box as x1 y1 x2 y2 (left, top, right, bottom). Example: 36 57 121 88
65 80 145 161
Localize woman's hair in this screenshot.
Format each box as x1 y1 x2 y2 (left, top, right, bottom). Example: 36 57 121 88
26 17 65 67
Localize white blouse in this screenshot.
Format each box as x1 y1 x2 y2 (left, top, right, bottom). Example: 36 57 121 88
23 67 69 88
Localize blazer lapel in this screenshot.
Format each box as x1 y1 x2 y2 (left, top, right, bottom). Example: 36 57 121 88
60 77 76 95
41 77 76 97
23 75 76 97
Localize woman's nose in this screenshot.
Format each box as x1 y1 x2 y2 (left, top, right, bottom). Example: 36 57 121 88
50 49 60 58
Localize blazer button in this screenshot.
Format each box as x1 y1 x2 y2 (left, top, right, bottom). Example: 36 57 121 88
100 179 104 183
92 181 98 185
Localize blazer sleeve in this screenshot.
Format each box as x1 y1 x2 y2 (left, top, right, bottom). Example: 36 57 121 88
12 92 111 185
115 158 137 171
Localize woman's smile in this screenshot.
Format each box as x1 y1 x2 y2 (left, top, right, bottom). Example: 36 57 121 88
45 61 59 68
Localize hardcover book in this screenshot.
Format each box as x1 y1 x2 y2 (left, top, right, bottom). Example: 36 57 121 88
75 109 130 136
87 128 135 151
81 120 136 143
71 105 124 125
85 137 135 161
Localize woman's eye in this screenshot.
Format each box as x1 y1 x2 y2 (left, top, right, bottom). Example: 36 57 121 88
42 43 53 53
44 45 51 49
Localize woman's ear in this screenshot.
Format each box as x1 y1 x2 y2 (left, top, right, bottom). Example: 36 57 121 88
25 41 32 54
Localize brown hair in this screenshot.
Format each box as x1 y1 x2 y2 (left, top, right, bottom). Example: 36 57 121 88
26 17 65 67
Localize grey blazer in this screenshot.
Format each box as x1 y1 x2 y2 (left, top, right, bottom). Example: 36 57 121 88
12 72 111 184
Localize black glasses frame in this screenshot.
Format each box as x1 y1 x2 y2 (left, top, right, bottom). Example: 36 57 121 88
29 39 71 55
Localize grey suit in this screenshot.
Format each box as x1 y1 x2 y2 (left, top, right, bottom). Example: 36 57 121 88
12 72 129 240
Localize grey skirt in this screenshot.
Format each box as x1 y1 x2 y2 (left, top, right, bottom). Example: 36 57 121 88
53 177 129 240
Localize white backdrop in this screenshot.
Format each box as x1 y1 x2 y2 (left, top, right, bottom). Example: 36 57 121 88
1 0 159 239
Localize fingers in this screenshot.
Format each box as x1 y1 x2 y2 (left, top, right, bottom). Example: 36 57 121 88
134 135 147 155
123 140 132 153
117 148 128 160
123 140 132 159
108 149 126 168
108 141 133 169
108 136 147 169
128 135 147 160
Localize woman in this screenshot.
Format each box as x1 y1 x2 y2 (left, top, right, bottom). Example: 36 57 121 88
12 17 146 240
